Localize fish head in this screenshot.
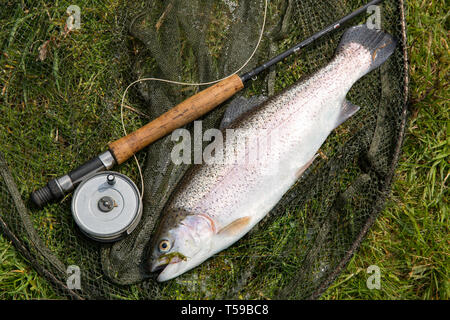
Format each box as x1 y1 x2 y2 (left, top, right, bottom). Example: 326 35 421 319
149 210 216 281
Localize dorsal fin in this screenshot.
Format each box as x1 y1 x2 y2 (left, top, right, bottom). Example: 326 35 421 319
220 95 268 129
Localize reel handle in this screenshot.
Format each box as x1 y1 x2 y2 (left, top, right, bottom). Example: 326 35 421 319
108 74 244 164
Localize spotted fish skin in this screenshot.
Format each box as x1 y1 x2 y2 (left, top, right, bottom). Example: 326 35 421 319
149 25 397 282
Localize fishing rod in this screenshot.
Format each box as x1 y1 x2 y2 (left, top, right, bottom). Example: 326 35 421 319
31 0 383 207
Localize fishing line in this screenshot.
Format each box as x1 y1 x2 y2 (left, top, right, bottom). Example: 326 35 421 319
120 0 269 199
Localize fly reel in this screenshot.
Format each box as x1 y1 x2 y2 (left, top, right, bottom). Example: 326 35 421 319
71 171 142 242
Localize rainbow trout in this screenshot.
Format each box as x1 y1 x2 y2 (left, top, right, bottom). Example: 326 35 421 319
149 25 396 281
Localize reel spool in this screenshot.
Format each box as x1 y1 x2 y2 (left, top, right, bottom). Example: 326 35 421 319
71 171 142 242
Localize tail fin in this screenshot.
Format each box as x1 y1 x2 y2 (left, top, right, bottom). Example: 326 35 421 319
337 24 397 74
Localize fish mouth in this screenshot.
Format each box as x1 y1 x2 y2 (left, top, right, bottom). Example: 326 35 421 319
156 261 186 282
149 252 188 280
149 259 168 273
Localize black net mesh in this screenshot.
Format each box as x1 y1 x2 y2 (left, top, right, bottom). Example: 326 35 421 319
0 0 408 299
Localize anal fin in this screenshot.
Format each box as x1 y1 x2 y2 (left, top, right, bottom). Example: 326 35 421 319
334 100 360 130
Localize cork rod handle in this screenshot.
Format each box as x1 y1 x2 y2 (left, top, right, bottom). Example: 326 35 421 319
108 74 244 164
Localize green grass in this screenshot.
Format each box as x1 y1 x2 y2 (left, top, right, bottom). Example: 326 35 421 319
322 0 449 300
0 0 140 299
0 0 448 299
0 234 59 299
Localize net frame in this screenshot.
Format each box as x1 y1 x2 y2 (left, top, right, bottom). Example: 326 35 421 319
0 0 409 300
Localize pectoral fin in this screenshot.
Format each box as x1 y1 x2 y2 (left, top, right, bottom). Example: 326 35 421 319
218 216 251 237
334 100 360 129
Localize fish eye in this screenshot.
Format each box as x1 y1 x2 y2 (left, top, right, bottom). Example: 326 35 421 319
158 239 171 253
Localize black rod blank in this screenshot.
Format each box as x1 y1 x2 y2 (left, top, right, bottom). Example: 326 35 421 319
240 0 383 82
